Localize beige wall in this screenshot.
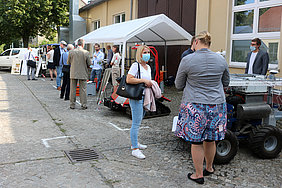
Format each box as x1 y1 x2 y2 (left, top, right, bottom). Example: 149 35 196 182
196 0 230 52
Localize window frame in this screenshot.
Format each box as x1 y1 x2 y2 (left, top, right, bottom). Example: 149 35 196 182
230 0 282 69
93 20 100 31
113 13 126 24
0 50 11 56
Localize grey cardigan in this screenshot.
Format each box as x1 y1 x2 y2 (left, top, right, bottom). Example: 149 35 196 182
175 48 230 104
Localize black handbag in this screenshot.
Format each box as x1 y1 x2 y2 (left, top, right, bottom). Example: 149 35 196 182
116 63 145 100
27 52 36 68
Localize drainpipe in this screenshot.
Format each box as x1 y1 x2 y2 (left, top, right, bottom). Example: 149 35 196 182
130 0 133 20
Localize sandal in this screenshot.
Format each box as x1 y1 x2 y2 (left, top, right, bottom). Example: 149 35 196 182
203 166 215 176
187 173 204 184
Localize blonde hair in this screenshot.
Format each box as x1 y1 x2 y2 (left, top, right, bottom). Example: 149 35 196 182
136 45 150 63
195 31 211 46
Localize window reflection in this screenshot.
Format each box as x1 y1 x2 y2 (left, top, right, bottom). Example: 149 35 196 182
259 6 282 32
234 0 254 6
232 40 278 64
233 10 254 34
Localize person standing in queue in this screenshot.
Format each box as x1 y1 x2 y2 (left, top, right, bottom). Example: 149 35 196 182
106 45 113 68
67 39 91 110
175 31 230 185
24 47 37 80
110 45 121 92
47 45 56 81
60 44 74 101
90 43 104 92
54 41 67 90
126 45 152 159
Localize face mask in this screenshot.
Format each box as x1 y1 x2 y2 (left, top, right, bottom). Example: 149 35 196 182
142 54 150 62
250 46 256 51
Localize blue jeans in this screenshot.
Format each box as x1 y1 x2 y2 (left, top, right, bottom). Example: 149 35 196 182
56 66 63 88
129 97 145 149
90 69 102 90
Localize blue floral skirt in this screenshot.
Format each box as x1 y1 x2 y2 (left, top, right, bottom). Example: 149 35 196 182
175 102 227 142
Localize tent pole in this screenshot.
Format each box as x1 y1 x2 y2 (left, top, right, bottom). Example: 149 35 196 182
164 41 167 79
121 41 126 76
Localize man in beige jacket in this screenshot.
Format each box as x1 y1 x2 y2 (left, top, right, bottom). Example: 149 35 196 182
67 39 91 109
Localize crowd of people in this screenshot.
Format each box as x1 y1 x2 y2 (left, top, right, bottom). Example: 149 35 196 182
23 32 270 185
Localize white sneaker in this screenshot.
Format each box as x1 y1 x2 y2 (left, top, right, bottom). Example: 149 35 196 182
131 143 147 150
132 149 146 159
138 143 147 150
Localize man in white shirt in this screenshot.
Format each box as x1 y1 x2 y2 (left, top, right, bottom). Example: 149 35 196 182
90 43 104 91
245 38 269 75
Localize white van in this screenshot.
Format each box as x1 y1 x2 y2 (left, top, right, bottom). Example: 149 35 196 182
0 48 38 68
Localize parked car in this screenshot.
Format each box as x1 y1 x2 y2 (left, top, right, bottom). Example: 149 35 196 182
0 48 39 69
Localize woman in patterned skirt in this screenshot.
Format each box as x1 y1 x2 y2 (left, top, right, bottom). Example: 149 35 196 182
175 31 230 185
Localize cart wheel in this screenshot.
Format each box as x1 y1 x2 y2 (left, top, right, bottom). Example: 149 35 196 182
214 130 238 164
249 125 282 159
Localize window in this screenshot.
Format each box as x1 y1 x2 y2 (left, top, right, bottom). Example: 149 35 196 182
230 0 282 69
114 13 125 24
269 42 278 64
258 6 282 32
1 50 11 56
12 50 20 56
93 20 100 30
233 10 254 34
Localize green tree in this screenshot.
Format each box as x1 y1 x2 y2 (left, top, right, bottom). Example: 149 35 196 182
0 0 69 47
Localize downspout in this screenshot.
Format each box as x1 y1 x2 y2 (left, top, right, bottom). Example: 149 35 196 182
130 0 133 20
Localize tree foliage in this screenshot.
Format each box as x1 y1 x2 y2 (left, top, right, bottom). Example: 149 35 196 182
0 0 69 47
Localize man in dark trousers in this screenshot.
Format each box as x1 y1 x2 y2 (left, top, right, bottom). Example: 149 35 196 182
181 36 195 59
53 40 67 90
67 39 91 110
245 38 269 75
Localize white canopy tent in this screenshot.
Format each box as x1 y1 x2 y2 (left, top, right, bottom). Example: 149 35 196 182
77 14 193 75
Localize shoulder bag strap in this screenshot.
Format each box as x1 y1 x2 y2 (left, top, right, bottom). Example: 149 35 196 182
61 52 64 65
28 52 30 60
137 62 141 79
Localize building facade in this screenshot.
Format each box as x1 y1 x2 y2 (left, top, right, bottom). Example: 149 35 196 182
79 0 138 53
138 0 197 77
196 0 282 75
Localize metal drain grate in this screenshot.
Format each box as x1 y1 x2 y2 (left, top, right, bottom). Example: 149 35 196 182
64 148 102 163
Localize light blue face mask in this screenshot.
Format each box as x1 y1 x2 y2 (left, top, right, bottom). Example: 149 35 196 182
250 46 256 51
142 53 150 62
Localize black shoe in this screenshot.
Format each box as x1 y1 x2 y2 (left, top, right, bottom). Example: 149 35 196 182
32 78 38 80
64 98 69 101
70 106 75 109
51 79 53 81
81 106 87 110
60 95 64 99
203 167 215 176
187 173 204 185
28 79 30 80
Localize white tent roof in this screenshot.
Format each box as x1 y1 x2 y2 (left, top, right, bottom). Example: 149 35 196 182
79 14 192 46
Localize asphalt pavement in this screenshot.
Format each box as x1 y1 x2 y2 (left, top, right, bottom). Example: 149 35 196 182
0 70 281 188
